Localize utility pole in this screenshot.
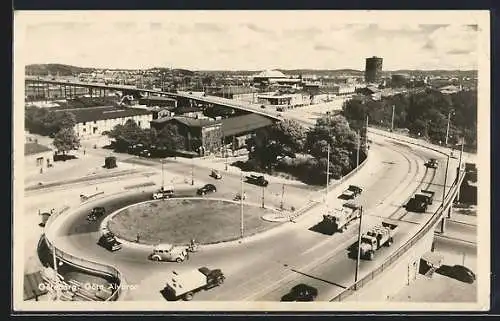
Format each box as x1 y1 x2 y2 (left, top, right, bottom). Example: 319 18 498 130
391 105 395 132
445 111 452 146
240 171 244 239
325 145 330 208
161 159 165 189
456 139 464 201
365 115 369 149
191 157 194 185
261 186 265 208
356 131 361 168
442 154 450 206
355 206 363 286
280 184 285 210
52 248 59 301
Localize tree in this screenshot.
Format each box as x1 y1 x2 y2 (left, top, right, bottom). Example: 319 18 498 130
269 119 307 155
106 119 144 152
53 128 81 154
56 111 77 130
157 124 185 152
307 115 358 178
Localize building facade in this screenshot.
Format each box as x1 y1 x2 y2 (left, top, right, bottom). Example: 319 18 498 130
53 106 153 138
365 56 383 84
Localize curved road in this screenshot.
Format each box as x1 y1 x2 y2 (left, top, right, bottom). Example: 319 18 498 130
47 133 458 301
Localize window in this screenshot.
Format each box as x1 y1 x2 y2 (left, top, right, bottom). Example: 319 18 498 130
138 121 141 127
83 122 86 126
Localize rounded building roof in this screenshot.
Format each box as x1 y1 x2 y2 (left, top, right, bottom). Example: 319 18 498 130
254 69 287 78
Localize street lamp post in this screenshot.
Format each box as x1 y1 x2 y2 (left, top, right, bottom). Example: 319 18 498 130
325 145 330 207
191 157 194 185
391 105 395 132
442 154 450 206
356 131 361 168
240 171 244 239
261 186 265 209
280 184 285 210
445 111 452 146
161 159 165 189
355 206 364 286
365 115 369 150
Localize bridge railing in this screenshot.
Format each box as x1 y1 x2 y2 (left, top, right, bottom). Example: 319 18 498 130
330 168 466 302
42 196 124 301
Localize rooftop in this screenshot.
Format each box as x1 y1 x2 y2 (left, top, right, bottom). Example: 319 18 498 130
25 142 52 156
53 106 152 123
221 113 275 137
253 70 287 79
151 116 220 128
139 96 177 102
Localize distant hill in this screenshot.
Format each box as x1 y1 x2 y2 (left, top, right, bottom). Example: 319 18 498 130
26 64 95 76
25 64 477 78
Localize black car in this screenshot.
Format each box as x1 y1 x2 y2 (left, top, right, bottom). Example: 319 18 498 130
281 284 318 302
451 265 476 283
98 233 122 252
87 207 106 222
197 184 217 195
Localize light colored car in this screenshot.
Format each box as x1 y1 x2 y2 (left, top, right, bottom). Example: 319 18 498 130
152 186 175 199
150 244 188 263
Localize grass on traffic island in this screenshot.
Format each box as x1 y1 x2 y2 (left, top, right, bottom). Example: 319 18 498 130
107 199 280 245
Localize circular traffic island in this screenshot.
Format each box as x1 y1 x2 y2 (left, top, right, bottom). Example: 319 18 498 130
107 198 281 245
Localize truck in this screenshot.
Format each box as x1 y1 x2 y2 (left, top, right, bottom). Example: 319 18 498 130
341 185 363 199
356 221 399 260
319 202 361 233
419 189 435 205
245 174 269 187
406 194 429 213
163 267 225 301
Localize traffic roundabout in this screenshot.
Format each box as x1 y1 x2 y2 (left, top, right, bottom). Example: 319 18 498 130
104 197 282 246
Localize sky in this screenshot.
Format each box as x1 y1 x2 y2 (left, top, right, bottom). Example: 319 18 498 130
16 11 486 71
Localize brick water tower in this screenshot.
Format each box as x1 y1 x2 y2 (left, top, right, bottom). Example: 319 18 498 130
365 56 383 84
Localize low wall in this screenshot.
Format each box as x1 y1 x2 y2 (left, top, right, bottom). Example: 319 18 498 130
330 129 466 301
42 192 125 301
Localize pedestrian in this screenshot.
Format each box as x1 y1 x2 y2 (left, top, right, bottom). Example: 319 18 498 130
136 233 140 243
84 149 86 155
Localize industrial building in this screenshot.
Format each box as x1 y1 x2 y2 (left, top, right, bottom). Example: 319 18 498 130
252 70 302 87
365 56 383 84
53 106 153 138
150 113 275 154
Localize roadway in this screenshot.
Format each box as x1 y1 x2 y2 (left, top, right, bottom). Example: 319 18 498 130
41 132 459 301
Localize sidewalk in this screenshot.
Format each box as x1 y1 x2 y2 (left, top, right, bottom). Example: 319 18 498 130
173 156 312 187
369 127 477 163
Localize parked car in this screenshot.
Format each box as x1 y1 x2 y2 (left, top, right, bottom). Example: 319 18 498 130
197 184 217 195
87 207 106 222
281 284 318 302
139 149 151 157
210 169 222 179
149 244 189 263
152 186 175 199
425 158 438 169
98 233 122 252
451 265 476 283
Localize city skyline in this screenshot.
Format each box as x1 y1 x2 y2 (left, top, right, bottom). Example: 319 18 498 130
16 11 484 71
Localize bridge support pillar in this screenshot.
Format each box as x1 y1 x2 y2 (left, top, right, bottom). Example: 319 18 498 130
447 206 452 219
439 217 446 234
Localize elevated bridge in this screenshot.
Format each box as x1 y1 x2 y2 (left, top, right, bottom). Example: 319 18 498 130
25 76 282 121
